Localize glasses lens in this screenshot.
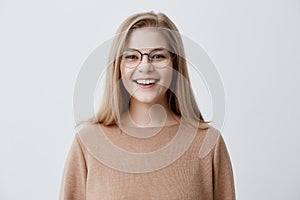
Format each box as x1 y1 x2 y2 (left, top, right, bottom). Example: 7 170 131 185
122 50 141 68
149 49 171 68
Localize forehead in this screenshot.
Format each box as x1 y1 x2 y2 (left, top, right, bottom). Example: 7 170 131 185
124 28 169 50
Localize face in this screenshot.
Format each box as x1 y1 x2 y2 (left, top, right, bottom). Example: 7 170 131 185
120 28 173 105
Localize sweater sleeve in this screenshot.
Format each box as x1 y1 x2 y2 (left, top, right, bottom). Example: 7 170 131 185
59 134 87 200
213 134 236 200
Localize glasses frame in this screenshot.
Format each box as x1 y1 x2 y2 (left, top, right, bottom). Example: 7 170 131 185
121 47 175 69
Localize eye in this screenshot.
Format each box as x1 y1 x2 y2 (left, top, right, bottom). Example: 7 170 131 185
125 55 138 60
151 54 166 60
149 49 170 62
122 52 140 62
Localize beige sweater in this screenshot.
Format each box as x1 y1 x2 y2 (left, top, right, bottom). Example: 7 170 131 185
59 123 235 200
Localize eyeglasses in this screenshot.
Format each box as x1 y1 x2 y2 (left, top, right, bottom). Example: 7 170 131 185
121 48 173 69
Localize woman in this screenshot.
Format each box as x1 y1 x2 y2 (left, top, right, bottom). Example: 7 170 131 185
60 11 235 199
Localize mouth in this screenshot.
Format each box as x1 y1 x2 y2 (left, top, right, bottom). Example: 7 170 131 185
133 79 159 87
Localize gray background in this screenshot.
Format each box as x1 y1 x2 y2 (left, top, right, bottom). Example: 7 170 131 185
1 0 299 199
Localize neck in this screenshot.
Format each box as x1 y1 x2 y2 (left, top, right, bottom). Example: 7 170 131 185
121 97 180 127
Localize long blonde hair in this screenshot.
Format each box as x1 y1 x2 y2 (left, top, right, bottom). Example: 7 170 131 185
81 11 210 129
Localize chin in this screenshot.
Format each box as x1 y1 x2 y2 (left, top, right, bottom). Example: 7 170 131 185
132 97 159 105
130 93 166 105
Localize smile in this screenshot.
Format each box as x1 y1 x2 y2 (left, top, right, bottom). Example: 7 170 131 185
133 79 159 87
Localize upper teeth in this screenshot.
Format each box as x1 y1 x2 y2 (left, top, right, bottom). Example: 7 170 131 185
136 79 156 84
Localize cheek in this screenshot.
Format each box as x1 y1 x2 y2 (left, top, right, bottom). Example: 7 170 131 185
120 64 135 93
120 63 129 83
120 63 126 77
120 65 132 83
120 62 134 78
162 67 173 86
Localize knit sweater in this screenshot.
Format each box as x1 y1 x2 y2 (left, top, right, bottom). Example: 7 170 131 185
59 122 235 200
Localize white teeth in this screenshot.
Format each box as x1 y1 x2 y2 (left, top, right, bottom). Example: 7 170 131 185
136 79 157 85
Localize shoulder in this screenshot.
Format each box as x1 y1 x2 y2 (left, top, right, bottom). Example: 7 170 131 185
73 123 119 155
75 123 118 139
197 125 223 159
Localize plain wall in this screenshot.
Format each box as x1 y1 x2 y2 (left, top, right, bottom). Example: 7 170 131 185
0 0 299 199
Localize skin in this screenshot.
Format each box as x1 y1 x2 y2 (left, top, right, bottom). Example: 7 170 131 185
120 28 180 127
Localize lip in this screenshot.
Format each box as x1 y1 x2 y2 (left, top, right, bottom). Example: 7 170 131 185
137 83 156 88
133 77 159 80
133 78 159 88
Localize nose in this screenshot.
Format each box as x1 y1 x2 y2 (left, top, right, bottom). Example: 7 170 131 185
137 54 154 72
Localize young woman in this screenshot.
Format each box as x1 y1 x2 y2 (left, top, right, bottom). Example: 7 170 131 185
60 11 235 200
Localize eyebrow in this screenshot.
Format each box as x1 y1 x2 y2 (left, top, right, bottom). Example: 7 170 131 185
122 47 167 52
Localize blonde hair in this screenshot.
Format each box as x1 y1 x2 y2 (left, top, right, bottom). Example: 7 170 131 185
80 11 210 129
